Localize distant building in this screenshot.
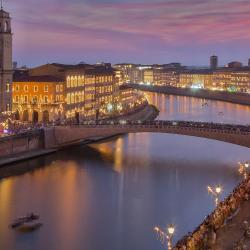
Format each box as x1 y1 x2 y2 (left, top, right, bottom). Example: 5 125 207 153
210 55 218 70
0 7 12 113
227 61 243 68
179 70 213 89
213 67 250 93
248 59 250 67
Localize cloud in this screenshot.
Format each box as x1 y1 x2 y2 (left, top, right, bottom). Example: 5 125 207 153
6 0 250 65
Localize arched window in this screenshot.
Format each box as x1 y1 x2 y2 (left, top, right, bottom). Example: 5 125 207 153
71 93 75 103
67 77 70 88
74 76 77 87
70 76 74 88
4 21 8 32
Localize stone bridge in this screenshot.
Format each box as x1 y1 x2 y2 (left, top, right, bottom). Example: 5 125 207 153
44 120 250 149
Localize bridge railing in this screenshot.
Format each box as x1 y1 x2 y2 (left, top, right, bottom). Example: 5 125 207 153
66 120 250 134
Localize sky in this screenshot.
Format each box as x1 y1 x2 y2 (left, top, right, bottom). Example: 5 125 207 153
6 0 250 67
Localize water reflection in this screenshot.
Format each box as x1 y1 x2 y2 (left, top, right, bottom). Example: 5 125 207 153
0 93 250 250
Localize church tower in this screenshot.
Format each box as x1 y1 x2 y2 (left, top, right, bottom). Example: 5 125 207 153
0 5 12 113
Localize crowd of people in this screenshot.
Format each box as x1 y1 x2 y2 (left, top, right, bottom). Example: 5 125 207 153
173 175 250 250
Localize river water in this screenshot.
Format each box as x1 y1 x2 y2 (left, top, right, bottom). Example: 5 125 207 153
1 93 250 250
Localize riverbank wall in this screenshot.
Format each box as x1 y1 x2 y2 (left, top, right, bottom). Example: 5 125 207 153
173 175 250 250
128 84 250 106
0 104 159 167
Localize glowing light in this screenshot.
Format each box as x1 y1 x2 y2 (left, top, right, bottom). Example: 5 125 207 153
168 224 175 235
215 185 222 194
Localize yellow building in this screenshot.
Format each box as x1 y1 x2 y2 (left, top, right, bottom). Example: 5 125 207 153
179 70 213 88
213 68 250 93
65 66 115 119
13 75 65 123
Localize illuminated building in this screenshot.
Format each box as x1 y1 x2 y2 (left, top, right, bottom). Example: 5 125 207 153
12 74 65 122
0 7 12 113
179 70 213 88
210 55 218 70
153 67 181 87
113 64 136 83
143 68 154 84
213 68 250 93
65 65 115 118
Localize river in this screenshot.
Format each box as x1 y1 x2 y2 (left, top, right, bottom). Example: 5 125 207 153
1 93 250 250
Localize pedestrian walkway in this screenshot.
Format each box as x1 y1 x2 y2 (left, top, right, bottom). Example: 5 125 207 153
213 199 250 250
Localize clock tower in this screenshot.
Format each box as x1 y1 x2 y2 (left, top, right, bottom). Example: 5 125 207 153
0 5 12 113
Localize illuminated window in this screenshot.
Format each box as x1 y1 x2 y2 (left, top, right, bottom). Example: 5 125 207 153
6 83 10 92
15 96 19 103
67 77 70 88
15 85 19 91
44 85 49 92
56 85 60 92
44 96 48 104
60 85 63 92
32 96 38 104
24 96 28 103
34 86 38 92
71 93 75 103
24 85 28 92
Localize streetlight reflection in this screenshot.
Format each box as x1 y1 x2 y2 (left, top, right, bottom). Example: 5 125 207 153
207 185 222 206
154 224 175 250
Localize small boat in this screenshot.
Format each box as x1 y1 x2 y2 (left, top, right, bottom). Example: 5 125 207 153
202 102 208 107
10 213 42 231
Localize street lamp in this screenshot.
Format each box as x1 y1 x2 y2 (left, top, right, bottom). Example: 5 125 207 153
207 185 222 206
154 224 175 250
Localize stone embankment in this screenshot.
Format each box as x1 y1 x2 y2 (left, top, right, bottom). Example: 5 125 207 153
173 175 250 250
128 84 250 106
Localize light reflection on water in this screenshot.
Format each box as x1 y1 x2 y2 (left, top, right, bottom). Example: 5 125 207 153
0 93 250 250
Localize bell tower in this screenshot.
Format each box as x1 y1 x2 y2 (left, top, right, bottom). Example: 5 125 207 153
0 3 12 113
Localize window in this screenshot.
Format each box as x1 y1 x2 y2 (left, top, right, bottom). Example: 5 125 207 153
44 96 48 104
34 86 38 92
6 83 10 92
67 77 70 88
44 85 49 92
24 85 28 92
56 95 60 102
15 96 19 103
15 85 19 91
60 85 63 92
24 96 28 103
32 96 38 104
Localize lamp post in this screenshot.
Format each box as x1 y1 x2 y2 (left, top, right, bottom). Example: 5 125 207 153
154 224 175 250
207 185 222 206
238 161 249 179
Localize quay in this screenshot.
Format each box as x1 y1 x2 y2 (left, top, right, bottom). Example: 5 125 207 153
173 175 250 250
127 83 250 106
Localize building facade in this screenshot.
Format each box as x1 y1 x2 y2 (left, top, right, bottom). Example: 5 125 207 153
0 8 12 113
213 68 250 93
65 65 115 118
12 75 65 122
179 70 213 88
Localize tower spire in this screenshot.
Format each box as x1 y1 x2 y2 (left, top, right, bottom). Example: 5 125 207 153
1 0 3 10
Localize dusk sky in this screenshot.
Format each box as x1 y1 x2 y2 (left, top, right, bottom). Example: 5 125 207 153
7 0 250 67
